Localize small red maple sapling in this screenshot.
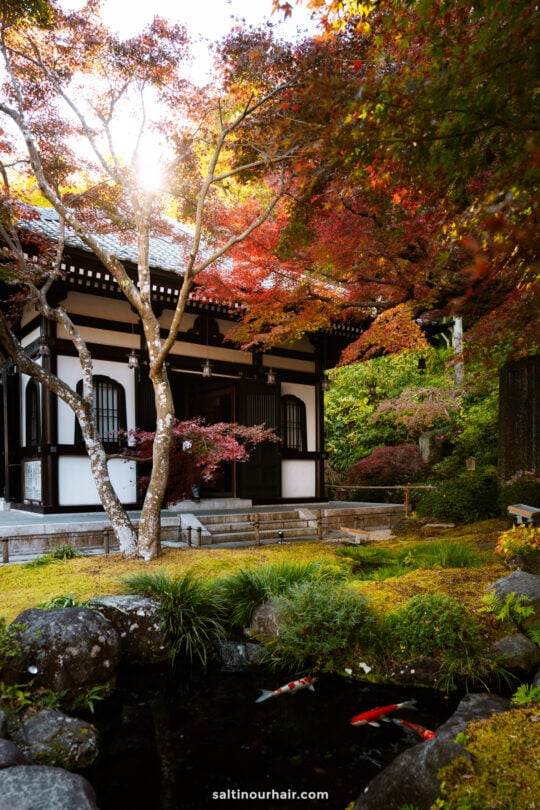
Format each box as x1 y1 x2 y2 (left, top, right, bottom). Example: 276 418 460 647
125 419 279 505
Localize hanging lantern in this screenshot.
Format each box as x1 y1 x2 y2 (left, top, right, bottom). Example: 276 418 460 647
127 349 139 369
202 359 213 378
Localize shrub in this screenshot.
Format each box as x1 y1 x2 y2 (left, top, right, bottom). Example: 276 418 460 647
498 473 540 516
218 561 343 629
415 469 499 523
266 580 379 671
122 571 226 667
494 525 540 571
385 594 483 661
346 444 428 487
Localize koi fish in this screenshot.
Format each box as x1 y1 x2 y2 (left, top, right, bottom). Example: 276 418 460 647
393 718 436 740
256 676 318 703
350 699 416 727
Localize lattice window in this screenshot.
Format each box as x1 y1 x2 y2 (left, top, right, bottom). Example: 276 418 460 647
75 375 126 444
281 395 307 452
25 379 41 446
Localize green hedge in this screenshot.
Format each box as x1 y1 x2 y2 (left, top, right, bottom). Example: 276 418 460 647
416 469 499 523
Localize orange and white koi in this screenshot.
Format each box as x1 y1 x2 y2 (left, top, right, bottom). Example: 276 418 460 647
256 676 318 703
350 699 416 727
392 718 436 740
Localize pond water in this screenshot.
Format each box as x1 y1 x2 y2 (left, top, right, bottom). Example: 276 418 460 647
82 664 462 810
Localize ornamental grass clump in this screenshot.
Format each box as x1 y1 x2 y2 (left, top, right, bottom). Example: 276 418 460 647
122 570 226 667
399 541 484 569
23 544 84 569
265 579 380 672
335 540 483 582
218 560 344 629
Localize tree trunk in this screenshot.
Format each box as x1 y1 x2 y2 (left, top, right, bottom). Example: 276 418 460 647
452 316 465 386
136 371 175 560
78 409 139 557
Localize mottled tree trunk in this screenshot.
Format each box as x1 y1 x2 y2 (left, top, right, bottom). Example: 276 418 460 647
77 409 139 557
136 368 175 560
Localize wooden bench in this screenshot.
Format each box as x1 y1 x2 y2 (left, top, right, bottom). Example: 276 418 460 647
507 504 540 525
339 526 371 545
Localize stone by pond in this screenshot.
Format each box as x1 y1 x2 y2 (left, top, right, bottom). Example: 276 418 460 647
0 765 98 810
81 664 464 810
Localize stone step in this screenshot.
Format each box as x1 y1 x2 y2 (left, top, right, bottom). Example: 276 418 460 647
200 511 300 526
201 519 312 535
202 526 316 545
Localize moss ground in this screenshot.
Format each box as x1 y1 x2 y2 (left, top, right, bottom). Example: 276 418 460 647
438 707 540 809
0 519 509 623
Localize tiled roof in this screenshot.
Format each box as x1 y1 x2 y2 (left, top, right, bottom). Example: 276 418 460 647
21 206 204 274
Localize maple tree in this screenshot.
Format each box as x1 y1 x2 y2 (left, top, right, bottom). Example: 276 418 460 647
127 420 278 506
0 1 303 559
212 0 539 365
345 444 428 487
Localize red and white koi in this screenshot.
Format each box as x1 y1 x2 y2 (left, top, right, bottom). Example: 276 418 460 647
256 676 318 703
350 699 417 727
392 718 436 740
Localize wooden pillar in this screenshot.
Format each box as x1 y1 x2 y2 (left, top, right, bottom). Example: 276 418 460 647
41 320 58 508
499 355 540 482
3 367 21 502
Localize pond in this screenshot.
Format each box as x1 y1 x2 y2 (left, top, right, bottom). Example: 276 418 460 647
82 664 462 810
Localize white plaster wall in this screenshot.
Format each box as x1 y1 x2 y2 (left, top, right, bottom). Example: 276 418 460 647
58 457 137 506
56 356 136 443
21 327 40 348
280 382 317 451
57 324 138 349
281 460 316 498
62 292 134 322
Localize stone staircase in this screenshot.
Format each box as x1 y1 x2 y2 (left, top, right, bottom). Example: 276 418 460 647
177 501 406 546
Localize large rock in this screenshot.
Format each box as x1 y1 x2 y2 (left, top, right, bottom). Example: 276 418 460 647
218 640 266 670
92 595 171 663
433 693 511 742
0 765 98 810
0 739 26 769
487 571 540 631
488 633 540 674
353 693 511 810
355 737 468 810
251 600 281 638
10 709 99 770
4 607 120 697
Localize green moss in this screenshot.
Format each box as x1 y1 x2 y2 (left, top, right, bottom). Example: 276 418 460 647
438 708 540 809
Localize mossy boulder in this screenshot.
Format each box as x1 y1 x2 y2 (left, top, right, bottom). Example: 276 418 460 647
3 608 120 700
91 595 171 664
438 706 540 809
488 633 540 675
9 709 99 770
